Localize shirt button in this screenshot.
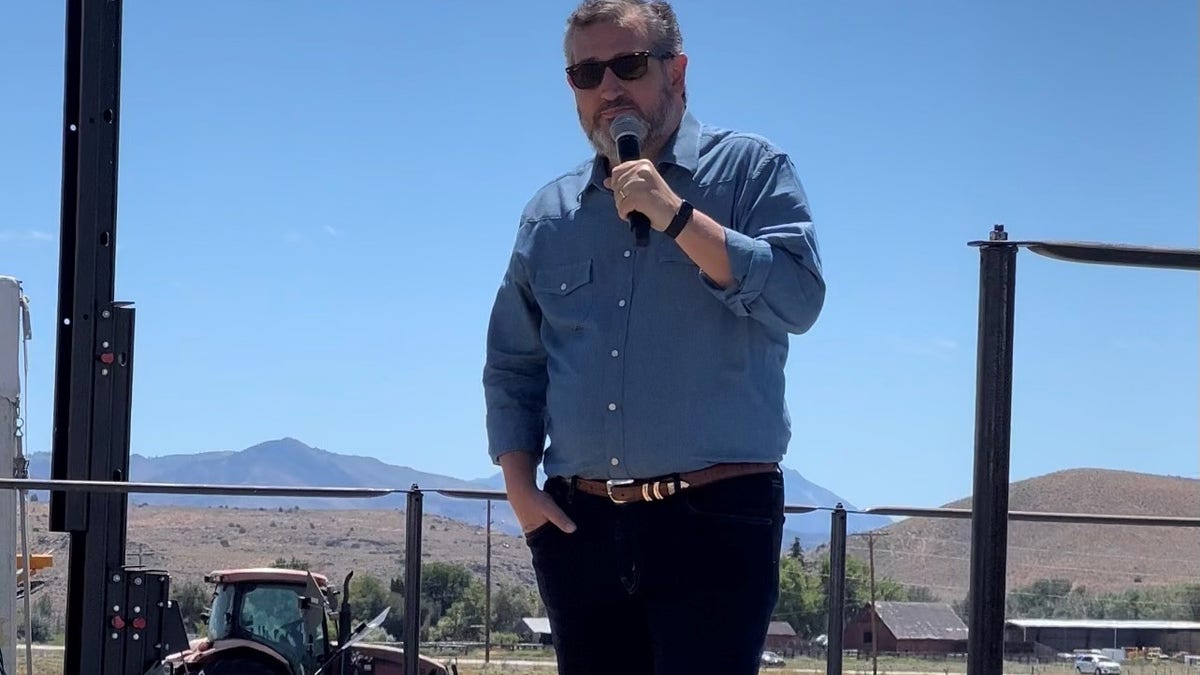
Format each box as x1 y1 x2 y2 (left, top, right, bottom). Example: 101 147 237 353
610 349 619 357
607 403 617 411
611 457 620 466
623 250 631 258
559 282 567 291
618 299 626 307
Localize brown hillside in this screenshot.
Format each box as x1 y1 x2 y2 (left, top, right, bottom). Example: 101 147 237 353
18 501 538 631
849 469 1200 601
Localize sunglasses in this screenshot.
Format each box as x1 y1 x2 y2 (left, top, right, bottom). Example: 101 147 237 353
566 51 674 90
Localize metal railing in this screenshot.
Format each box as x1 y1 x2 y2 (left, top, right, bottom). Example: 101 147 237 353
965 229 1200 675
5 477 1199 675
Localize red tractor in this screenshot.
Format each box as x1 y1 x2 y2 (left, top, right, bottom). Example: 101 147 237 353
163 567 451 675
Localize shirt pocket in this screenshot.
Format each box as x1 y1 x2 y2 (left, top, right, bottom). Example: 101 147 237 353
531 259 595 331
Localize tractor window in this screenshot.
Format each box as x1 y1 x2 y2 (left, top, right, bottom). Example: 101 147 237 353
207 585 235 640
237 584 308 665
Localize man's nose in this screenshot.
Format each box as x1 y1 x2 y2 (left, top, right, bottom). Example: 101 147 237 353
598 66 625 99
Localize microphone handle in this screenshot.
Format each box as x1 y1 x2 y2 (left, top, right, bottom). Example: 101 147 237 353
629 213 651 247
616 135 651 247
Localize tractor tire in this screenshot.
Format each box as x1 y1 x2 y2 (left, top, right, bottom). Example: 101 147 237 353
199 656 291 675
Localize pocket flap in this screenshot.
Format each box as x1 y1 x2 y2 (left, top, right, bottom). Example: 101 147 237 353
533 259 593 296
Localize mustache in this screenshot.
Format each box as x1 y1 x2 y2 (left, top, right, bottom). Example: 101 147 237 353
595 101 641 125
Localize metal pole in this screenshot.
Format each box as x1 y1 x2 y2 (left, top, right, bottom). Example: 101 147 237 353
404 486 423 675
50 0 133 670
967 225 1018 675
868 534 878 675
485 499 492 664
827 504 847 675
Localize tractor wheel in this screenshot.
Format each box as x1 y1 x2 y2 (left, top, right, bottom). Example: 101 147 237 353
199 656 291 675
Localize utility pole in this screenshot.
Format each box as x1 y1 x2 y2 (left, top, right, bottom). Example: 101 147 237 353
484 499 492 664
868 533 878 675
852 531 889 675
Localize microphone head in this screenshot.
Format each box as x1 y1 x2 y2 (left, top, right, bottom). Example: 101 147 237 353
609 113 648 143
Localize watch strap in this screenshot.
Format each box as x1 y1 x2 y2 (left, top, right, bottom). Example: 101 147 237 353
665 201 693 239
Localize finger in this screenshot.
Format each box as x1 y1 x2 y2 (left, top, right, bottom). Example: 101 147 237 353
616 194 634 220
541 498 577 533
611 161 638 182
602 178 612 189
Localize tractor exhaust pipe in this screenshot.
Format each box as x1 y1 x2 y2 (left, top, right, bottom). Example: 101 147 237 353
339 571 354 646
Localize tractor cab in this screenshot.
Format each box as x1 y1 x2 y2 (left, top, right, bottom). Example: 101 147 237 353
165 567 451 675
205 568 332 672
167 567 335 675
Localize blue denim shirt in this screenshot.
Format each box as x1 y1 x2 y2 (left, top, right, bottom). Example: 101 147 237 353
484 111 825 480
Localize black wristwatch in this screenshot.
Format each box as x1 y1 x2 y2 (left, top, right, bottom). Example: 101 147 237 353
665 200 693 239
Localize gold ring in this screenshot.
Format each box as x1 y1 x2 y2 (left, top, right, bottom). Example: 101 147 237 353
618 189 627 200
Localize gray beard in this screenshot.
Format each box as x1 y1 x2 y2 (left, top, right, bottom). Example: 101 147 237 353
581 87 674 166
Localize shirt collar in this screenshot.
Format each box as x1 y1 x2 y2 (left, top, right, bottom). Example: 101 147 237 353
582 109 702 197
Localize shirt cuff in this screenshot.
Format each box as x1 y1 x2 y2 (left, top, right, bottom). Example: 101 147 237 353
699 227 773 315
487 421 545 466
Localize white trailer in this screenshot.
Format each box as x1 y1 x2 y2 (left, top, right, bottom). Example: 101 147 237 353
1 276 30 672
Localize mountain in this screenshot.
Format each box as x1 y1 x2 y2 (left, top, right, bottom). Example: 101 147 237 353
26 437 891 544
844 468 1200 600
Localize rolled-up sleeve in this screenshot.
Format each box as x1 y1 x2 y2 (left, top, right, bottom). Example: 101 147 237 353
483 238 548 465
704 151 825 334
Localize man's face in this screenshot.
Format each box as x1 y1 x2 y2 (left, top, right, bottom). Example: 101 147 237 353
566 19 686 162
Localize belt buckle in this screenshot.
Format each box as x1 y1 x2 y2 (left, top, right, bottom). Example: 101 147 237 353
606 479 636 504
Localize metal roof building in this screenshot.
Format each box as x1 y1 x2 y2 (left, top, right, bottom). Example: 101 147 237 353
1005 618 1200 654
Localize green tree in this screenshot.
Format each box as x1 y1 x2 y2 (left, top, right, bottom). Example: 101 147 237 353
18 595 55 642
773 556 824 638
491 584 540 634
174 581 212 635
433 582 485 641
1006 579 1073 619
1181 585 1200 620
390 562 476 640
903 586 938 602
349 573 394 624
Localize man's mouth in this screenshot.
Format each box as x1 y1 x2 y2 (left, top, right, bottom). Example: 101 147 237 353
598 106 637 123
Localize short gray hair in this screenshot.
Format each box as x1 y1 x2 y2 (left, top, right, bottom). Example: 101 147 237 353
563 0 683 64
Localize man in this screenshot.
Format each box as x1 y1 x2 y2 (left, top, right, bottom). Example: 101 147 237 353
483 1 825 673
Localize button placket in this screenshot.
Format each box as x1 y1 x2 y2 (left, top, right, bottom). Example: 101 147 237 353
601 242 636 475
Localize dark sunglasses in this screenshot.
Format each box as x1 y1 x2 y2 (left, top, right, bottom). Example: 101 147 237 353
566 51 674 90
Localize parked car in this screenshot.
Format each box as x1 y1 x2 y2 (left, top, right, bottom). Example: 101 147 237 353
761 651 786 668
1076 654 1122 674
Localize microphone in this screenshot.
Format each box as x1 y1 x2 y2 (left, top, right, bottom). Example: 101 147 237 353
610 114 651 247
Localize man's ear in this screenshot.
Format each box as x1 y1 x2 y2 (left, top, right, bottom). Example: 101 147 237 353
670 53 689 93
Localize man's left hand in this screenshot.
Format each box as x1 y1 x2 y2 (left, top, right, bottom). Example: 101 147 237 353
604 160 683 231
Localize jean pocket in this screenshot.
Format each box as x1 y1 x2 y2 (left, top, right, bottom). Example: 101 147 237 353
523 521 558 546
531 259 594 331
681 472 783 525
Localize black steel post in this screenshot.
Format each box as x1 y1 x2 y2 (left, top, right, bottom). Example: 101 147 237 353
48 0 132 672
485 499 492 664
967 225 1018 675
826 504 847 675
404 486 423 675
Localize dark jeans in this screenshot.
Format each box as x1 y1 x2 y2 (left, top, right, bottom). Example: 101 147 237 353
524 469 785 675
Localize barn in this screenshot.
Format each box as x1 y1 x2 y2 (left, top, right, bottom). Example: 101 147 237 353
843 602 969 655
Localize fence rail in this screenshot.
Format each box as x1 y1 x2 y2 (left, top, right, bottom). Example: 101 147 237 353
4 477 1199 675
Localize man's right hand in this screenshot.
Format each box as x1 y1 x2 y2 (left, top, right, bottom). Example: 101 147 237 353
498 450 577 535
508 484 577 535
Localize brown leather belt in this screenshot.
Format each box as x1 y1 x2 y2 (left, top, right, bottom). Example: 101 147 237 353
569 462 779 505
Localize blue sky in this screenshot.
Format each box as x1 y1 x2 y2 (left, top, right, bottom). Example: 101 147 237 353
2 1 1196 510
